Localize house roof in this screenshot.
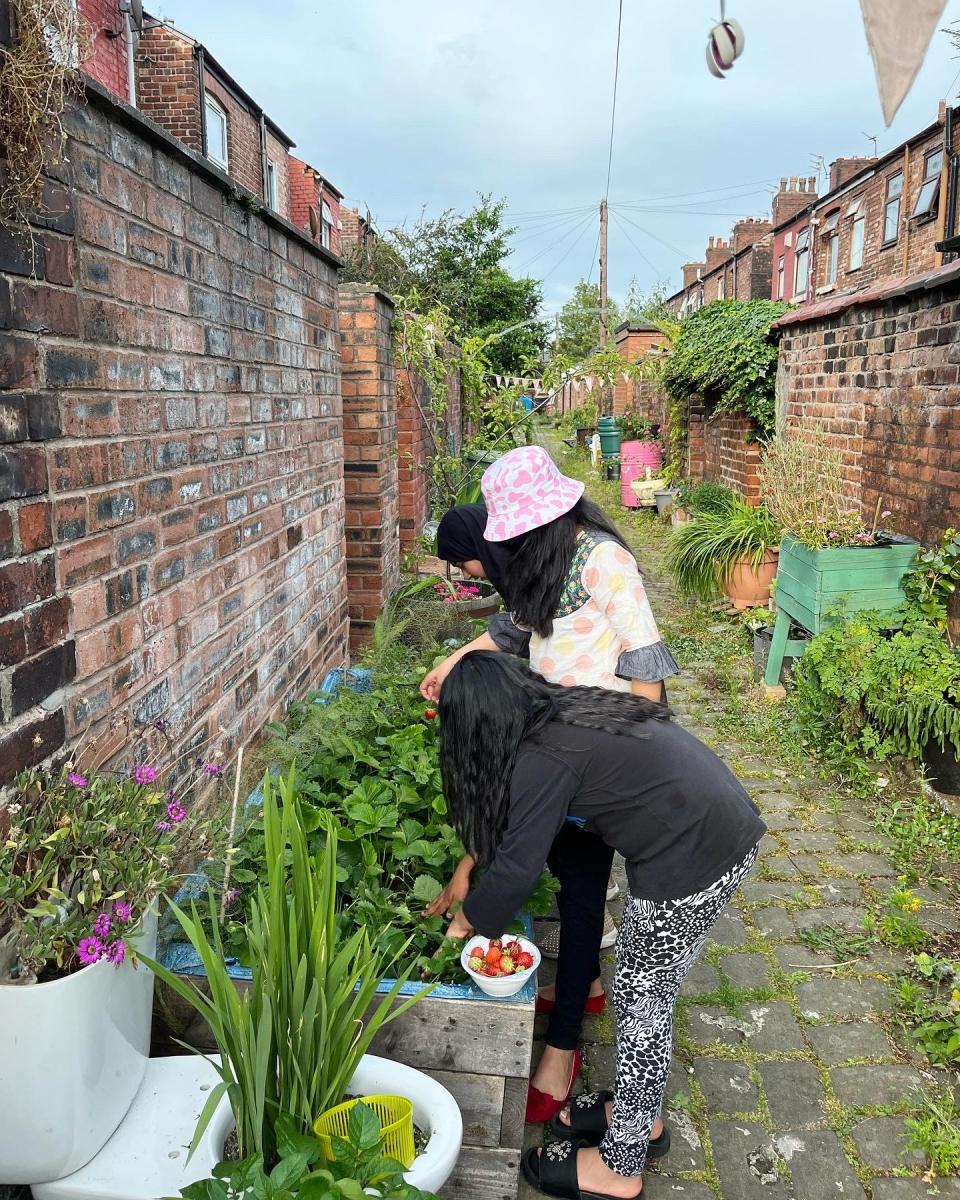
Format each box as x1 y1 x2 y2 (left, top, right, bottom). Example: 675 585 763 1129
289 155 345 200
614 320 661 334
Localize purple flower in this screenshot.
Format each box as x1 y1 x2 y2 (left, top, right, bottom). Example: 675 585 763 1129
224 887 241 909
201 762 224 778
154 820 172 832
92 913 111 938
113 901 132 923
77 936 105 966
166 801 186 824
132 764 159 786
67 772 88 788
105 939 126 966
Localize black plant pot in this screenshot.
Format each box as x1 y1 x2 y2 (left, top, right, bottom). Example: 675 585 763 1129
752 627 806 686
922 738 960 796
604 461 621 481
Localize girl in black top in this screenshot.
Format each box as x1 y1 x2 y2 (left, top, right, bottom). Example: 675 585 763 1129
440 652 765 1200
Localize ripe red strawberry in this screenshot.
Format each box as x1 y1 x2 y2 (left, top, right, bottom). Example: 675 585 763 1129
485 945 502 965
423 708 437 720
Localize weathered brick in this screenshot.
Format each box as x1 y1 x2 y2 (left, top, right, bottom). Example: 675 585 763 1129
0 708 66 785
11 639 76 715
23 595 70 654
18 501 53 552
0 395 27 443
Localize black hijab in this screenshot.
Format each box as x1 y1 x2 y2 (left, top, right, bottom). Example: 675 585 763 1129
436 504 515 605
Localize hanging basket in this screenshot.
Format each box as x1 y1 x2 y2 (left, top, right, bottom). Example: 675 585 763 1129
314 1094 415 1167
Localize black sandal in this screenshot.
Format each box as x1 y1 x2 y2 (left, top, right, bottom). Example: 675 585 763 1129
521 1139 640 1199
548 1091 671 1158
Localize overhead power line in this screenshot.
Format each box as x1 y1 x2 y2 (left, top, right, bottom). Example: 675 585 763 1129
604 0 625 199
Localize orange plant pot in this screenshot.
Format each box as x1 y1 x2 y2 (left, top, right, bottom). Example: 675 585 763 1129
722 549 779 611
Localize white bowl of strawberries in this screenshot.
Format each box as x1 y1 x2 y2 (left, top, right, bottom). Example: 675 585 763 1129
460 934 541 998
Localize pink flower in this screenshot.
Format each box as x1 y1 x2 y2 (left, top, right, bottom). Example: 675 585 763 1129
155 820 172 832
77 936 105 966
166 801 186 824
67 772 87 788
827 531 839 539
201 762 224 778
93 913 111 938
105 940 126 966
881 510 892 518
132 764 159 785
113 901 132 923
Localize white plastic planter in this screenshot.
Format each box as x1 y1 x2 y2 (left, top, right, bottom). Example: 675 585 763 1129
30 1051 461 1200
0 911 157 1185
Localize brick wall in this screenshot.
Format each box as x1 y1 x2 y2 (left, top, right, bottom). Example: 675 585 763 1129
78 0 129 102
264 130 291 223
774 262 960 544
339 286 399 641
201 71 262 198
687 404 762 504
0 81 347 786
135 24 201 151
613 324 667 416
289 157 342 258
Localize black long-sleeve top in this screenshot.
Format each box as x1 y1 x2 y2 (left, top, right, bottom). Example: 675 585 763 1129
461 717 766 938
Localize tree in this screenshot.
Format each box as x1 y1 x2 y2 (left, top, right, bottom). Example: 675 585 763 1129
555 280 620 359
471 268 548 375
622 277 674 326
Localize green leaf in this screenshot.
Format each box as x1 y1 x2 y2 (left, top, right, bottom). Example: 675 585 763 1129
411 875 441 903
346 1101 382 1152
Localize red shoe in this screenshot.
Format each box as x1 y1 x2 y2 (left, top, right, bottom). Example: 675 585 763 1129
535 991 607 1016
525 1048 582 1124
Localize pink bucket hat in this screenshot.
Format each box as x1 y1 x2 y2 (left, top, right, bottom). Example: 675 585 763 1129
481 446 585 542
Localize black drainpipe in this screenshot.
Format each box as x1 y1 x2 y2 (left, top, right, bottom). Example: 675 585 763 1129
259 113 269 205
946 105 958 258
196 45 208 157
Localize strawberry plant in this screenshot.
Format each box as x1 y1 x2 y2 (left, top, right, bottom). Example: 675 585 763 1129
206 644 555 982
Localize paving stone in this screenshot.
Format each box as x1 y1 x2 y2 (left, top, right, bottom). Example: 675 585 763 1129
708 911 749 947
753 907 797 939
871 1180 960 1200
751 790 803 810
761 810 804 831
719 952 774 990
740 880 807 905
680 961 722 997
783 830 843 853
916 903 960 934
661 1105 707 1172
764 854 822 880
641 1178 716 1200
830 1063 926 1107
773 1130 867 1200
686 1002 806 1052
797 977 894 1019
709 1120 792 1198
850 1115 928 1170
805 1021 897 1064
830 852 899 878
817 878 865 905
804 808 844 831
794 906 868 934
759 1060 827 1126
693 1057 758 1112
774 942 839 971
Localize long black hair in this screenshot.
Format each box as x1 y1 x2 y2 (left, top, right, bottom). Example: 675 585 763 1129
502 497 632 637
438 651 668 867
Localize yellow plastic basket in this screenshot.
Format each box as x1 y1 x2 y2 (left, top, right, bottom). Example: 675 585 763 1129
313 1094 415 1167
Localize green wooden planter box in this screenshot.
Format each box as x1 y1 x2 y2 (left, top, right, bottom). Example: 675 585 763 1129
764 533 917 688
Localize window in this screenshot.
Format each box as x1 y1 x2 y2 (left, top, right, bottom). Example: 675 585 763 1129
793 228 810 298
204 96 229 170
321 200 334 250
845 194 864 218
912 148 943 220
849 214 865 270
776 255 785 299
717 277 724 301
821 211 839 286
883 171 902 244
265 160 279 211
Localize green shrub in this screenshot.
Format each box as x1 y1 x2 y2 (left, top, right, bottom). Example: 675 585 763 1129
666 498 781 602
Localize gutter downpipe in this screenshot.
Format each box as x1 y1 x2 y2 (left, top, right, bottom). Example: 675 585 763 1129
125 10 136 106
259 113 269 206
946 106 958 260
196 45 207 158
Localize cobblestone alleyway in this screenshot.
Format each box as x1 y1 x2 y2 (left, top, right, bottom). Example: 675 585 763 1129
520 436 960 1200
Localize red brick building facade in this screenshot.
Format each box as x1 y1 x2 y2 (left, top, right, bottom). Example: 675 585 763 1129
289 156 343 258
77 0 132 103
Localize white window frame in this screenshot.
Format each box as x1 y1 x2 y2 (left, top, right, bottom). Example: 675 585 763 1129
321 200 334 250
849 214 865 270
776 255 785 300
204 95 229 171
825 233 839 285
265 159 279 211
911 148 943 221
883 171 902 245
793 228 810 299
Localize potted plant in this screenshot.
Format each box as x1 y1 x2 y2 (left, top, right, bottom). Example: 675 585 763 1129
143 769 461 1192
666 496 782 610
0 741 203 1184
742 606 806 684
603 454 621 481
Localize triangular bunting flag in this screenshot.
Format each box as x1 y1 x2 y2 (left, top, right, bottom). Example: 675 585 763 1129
859 0 948 126
622 373 632 384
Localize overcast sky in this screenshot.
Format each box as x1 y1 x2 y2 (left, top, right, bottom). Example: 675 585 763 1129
156 0 960 315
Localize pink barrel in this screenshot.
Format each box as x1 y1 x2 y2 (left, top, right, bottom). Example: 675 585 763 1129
620 440 663 507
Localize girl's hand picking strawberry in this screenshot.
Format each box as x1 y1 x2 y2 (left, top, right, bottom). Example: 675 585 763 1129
445 909 474 940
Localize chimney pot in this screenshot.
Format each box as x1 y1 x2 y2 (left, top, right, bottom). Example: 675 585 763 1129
779 177 788 190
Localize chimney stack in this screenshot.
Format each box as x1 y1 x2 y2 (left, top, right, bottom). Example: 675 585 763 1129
773 174 819 227
682 261 706 289
705 236 732 272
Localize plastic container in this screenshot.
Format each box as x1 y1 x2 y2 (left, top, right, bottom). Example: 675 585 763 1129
315 1095 415 1167
460 935 541 998
597 416 621 459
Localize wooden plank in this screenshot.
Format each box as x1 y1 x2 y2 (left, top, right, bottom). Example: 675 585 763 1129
368 993 535 1078
780 536 917 571
500 1075 529 1150
420 1069 505 1149
439 1144 521 1200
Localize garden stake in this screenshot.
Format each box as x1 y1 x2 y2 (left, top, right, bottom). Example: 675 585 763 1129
220 744 245 924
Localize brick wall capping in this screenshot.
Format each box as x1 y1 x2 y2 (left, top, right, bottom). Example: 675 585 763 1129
772 258 960 331
339 283 397 309
81 75 343 271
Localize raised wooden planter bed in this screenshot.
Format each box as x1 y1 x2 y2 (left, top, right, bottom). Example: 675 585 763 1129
764 534 918 687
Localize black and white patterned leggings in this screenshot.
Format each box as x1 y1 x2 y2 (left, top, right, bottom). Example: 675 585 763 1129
598 844 760 1178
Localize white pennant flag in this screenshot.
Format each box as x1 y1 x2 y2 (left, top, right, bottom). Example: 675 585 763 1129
622 373 632 384
859 0 948 126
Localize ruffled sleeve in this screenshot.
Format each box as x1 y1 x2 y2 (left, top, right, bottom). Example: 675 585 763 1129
582 541 680 683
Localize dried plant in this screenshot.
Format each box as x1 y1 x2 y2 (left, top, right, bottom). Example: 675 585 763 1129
0 0 90 227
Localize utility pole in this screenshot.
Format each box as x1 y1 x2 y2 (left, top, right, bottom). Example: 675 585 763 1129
599 198 609 349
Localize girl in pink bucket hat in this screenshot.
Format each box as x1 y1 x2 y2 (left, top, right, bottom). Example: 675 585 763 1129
422 444 678 1126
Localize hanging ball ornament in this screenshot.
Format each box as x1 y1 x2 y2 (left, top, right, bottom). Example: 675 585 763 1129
706 17 745 78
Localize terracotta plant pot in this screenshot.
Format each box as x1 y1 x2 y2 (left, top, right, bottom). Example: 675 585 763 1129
722 550 779 611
